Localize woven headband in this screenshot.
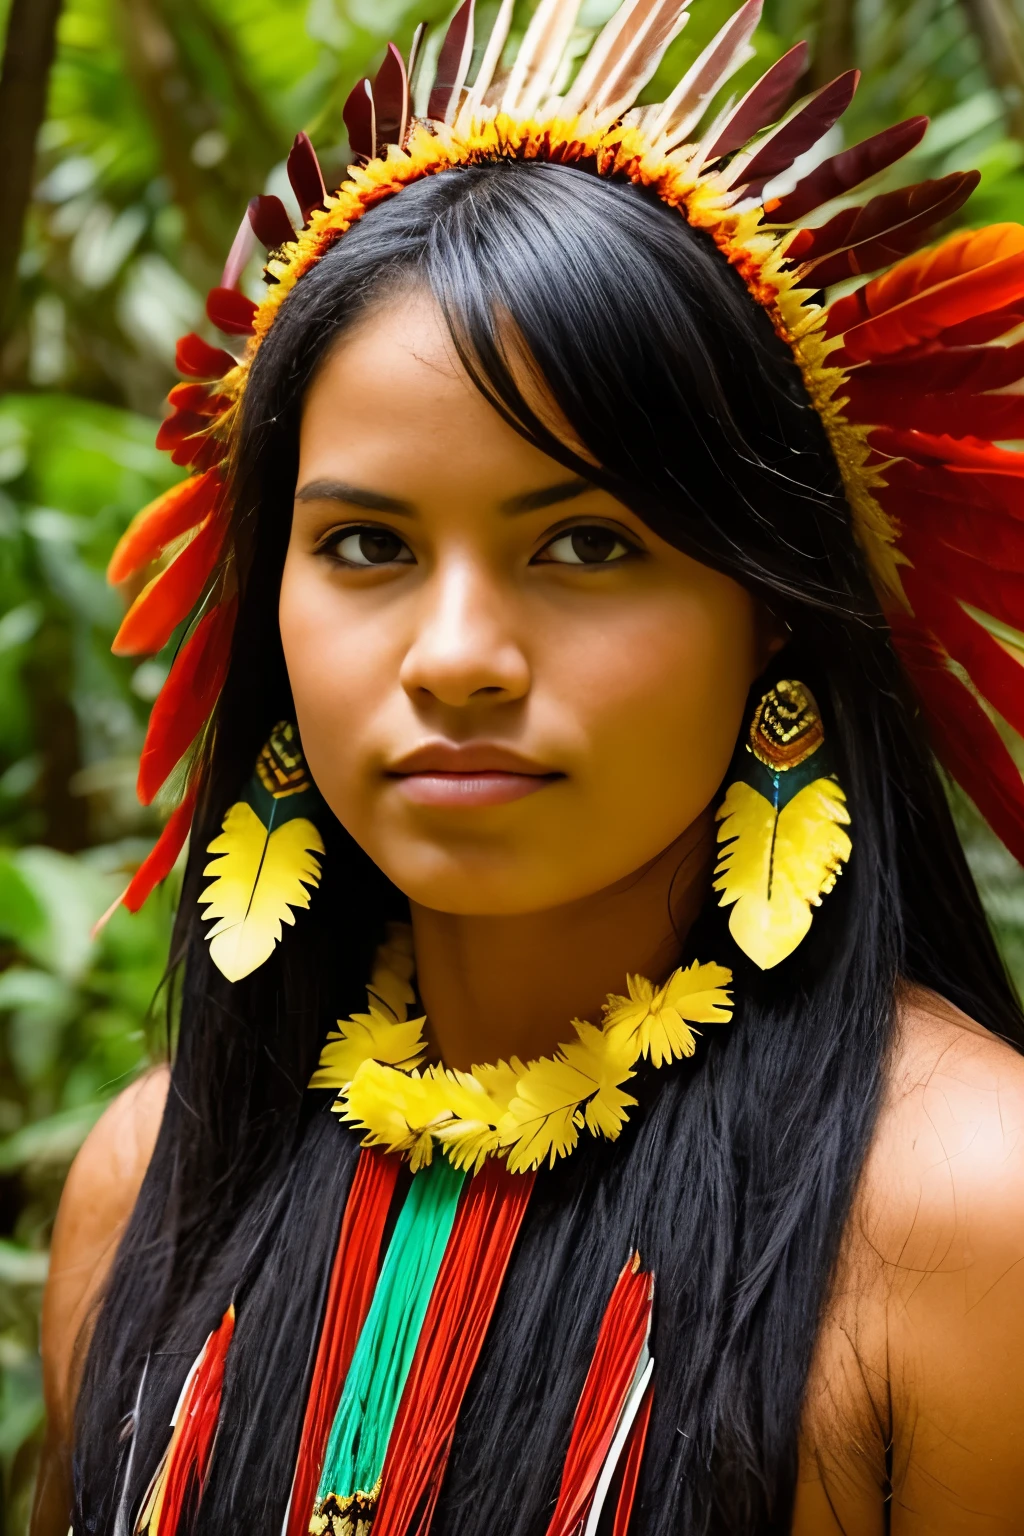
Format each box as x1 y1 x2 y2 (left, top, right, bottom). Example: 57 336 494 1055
104 0 1024 921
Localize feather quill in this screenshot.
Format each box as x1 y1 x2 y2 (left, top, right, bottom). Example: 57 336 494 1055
200 801 324 983
715 778 851 969
374 43 410 149
461 0 514 116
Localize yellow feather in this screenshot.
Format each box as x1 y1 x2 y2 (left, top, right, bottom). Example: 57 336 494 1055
199 800 324 983
714 778 851 970
342 1060 440 1171
308 1008 427 1089
603 961 733 1067
497 1023 636 1172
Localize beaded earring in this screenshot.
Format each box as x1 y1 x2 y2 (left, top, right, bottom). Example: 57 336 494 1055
714 680 851 970
199 720 324 982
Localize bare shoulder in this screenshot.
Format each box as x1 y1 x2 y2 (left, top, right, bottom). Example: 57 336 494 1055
847 986 1024 1532
41 1066 170 1442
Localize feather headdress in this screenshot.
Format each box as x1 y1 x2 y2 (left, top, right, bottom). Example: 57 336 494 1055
109 0 1024 918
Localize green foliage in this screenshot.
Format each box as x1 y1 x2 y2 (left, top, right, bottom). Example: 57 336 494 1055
3 0 1024 1529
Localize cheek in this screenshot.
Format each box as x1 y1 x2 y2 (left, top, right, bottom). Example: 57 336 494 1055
561 584 758 836
278 556 388 804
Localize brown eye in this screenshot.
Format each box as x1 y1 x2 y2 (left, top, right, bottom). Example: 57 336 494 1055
539 526 631 565
331 527 414 566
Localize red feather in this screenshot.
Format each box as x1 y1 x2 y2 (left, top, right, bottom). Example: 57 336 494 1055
704 42 808 162
112 512 227 657
845 378 1024 441
935 303 1024 348
734 70 860 199
890 612 1024 866
137 598 237 805
206 286 258 337
544 1258 654 1536
286 1150 400 1536
902 567 1024 738
875 426 1024 477
827 226 1024 358
175 332 237 380
166 382 232 417
122 786 198 913
766 116 929 226
288 132 327 225
427 0 475 124
789 172 979 288
849 339 1024 398
374 43 410 151
343 78 375 160
247 193 296 250
612 1385 653 1536
108 469 224 586
151 1305 236 1534
897 526 1024 634
893 485 1024 568
373 1163 535 1536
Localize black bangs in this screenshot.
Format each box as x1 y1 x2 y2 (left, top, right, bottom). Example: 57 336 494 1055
72 157 1022 1536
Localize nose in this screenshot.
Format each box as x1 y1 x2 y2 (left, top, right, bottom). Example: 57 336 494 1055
399 556 530 708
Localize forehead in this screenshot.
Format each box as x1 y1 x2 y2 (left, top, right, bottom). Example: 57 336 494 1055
297 289 577 496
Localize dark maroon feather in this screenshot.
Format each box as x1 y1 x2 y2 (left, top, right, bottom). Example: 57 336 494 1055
247 194 297 250
787 171 979 287
343 78 376 160
427 0 474 123
735 69 860 198
765 116 929 225
206 286 258 337
705 42 808 162
288 132 327 224
374 42 409 150
176 332 237 380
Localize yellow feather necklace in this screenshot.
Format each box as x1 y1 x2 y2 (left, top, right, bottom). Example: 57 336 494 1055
310 924 734 1175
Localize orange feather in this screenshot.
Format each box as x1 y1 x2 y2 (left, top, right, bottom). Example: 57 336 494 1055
112 512 227 657
137 598 237 805
107 470 224 587
122 787 198 913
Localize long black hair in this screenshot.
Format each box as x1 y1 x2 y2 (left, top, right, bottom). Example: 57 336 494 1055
72 158 1023 1535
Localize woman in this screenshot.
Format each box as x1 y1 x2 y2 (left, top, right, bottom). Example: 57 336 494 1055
33 2 1024 1532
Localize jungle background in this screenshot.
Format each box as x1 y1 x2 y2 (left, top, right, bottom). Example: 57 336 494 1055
2 0 1024 1525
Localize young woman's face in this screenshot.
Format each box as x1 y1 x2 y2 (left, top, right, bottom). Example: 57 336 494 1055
280 290 771 916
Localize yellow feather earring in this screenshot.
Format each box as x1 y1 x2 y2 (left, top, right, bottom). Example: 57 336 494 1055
714 681 851 970
199 721 325 982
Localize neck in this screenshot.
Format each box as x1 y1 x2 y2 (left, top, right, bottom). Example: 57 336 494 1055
410 812 716 1070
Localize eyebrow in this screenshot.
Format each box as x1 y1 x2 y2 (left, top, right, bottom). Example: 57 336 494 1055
294 476 593 517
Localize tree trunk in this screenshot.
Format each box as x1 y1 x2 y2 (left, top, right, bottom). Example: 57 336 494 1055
812 0 857 88
960 0 1024 141
0 0 64 364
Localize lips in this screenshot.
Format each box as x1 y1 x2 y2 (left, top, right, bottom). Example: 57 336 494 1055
386 742 563 808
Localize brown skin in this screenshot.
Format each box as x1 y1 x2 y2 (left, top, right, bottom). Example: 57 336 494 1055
35 293 1024 1533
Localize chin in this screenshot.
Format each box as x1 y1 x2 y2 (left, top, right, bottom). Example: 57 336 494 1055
379 845 589 917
